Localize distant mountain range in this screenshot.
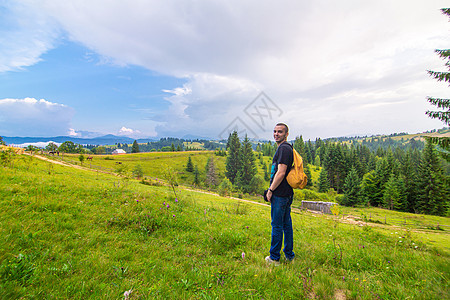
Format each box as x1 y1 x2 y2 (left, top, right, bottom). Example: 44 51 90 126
3 135 157 146
3 127 448 147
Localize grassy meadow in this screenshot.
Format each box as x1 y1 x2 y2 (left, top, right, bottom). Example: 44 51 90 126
50 151 274 196
0 153 449 299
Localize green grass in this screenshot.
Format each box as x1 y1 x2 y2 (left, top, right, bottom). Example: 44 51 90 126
0 155 449 299
52 151 274 198
57 151 229 187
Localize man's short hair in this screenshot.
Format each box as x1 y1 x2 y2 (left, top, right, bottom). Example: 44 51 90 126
276 123 289 133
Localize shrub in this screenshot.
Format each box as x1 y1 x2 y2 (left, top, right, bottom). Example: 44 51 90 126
132 164 144 179
249 174 265 195
218 178 233 196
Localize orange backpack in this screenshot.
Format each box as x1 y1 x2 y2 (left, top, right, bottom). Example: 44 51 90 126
286 148 308 189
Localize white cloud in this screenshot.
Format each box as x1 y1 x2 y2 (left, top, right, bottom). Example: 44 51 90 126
118 126 141 136
154 73 262 138
0 2 60 72
67 128 79 136
7 0 450 138
0 98 74 136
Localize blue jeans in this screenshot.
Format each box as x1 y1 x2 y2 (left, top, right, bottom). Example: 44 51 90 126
269 195 295 261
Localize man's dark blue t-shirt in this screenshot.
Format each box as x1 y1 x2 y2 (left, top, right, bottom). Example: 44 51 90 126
270 142 294 197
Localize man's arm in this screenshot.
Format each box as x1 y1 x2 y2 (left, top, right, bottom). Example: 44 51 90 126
267 163 288 202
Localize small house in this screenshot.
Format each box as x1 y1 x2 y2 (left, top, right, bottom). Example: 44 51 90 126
112 149 126 155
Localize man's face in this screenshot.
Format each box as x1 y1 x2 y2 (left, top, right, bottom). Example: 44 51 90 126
273 125 288 144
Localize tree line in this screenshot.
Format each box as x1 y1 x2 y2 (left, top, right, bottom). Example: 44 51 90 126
259 135 448 216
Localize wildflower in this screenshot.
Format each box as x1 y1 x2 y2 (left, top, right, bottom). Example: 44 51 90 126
246 226 249 229
343 276 345 281
175 198 178 202
242 252 245 259
167 204 170 208
173 214 175 217
124 289 133 300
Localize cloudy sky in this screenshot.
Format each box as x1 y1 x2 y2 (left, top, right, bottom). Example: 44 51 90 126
1 0 449 140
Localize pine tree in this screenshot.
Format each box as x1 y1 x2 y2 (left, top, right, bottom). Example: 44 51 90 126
323 143 346 193
304 164 313 188
318 168 330 193
415 139 448 216
131 140 140 153
186 156 194 172
360 170 378 206
314 155 321 167
225 131 241 184
426 10 450 125
426 8 450 160
193 165 200 186
400 150 419 212
368 157 391 207
226 132 232 150
383 174 402 210
294 136 307 164
307 140 315 163
236 135 257 193
263 162 270 181
342 167 361 207
205 157 218 187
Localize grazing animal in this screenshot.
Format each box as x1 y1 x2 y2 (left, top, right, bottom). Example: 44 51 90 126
87 156 93 161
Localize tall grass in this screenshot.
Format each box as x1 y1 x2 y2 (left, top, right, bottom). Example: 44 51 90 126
0 155 448 299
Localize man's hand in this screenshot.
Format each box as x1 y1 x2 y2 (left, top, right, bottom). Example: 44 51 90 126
267 189 273 202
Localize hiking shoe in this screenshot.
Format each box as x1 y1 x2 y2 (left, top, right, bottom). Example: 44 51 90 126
265 256 280 266
286 257 295 263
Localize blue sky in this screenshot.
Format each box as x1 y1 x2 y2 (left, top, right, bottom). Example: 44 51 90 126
1 0 449 140
1 41 185 137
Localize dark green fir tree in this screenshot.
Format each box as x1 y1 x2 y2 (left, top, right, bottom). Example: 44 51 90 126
318 168 330 193
131 140 140 153
225 131 241 184
236 135 257 193
186 156 194 172
342 167 361 207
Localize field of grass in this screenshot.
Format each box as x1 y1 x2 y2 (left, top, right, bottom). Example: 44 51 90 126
50 151 276 193
0 154 448 299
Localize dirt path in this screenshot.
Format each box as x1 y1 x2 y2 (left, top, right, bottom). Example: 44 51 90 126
29 154 114 174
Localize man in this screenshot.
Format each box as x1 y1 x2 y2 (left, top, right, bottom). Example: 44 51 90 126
265 123 294 265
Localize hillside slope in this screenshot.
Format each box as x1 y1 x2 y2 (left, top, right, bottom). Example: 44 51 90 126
0 155 448 299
